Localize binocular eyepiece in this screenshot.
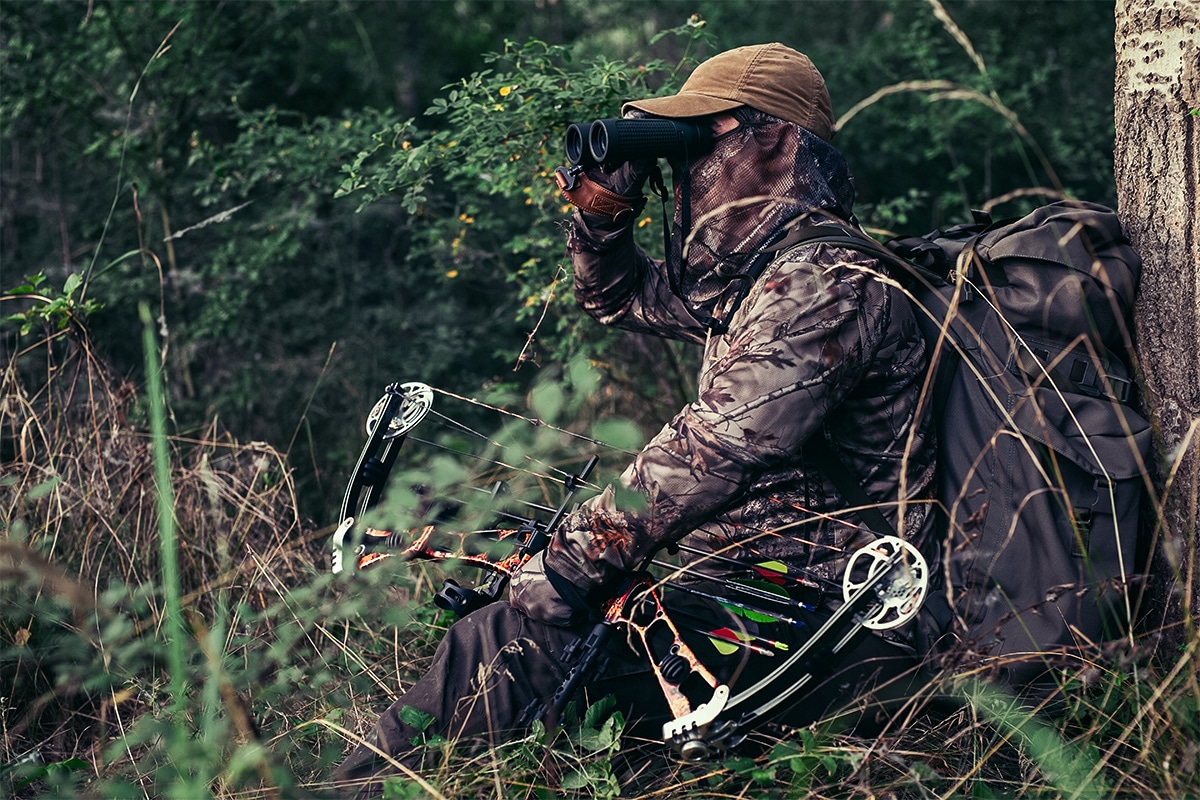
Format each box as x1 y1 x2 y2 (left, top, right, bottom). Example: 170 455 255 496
565 118 713 168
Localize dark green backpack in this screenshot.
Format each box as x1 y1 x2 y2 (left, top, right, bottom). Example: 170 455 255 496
795 201 1153 690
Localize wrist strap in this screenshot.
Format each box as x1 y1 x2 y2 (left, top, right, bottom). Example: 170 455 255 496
555 167 646 221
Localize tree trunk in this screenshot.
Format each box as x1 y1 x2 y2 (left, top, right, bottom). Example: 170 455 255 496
1114 0 1200 650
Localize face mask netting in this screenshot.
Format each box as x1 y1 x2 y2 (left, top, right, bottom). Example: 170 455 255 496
666 108 856 314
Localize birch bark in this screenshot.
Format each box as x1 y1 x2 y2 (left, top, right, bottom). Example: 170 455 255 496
1114 0 1200 645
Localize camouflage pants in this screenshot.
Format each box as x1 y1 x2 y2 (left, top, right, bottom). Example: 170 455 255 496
335 599 920 797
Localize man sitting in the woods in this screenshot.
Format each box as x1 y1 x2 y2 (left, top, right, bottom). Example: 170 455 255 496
337 42 936 795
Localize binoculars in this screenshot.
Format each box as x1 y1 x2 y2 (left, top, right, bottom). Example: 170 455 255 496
564 118 713 168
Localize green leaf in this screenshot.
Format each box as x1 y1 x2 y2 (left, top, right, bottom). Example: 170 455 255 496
582 694 616 729
381 777 426 800
972 781 999 798
25 476 62 501
396 705 435 732
723 756 757 774
752 767 776 784
567 357 600 396
529 381 565 422
590 419 644 451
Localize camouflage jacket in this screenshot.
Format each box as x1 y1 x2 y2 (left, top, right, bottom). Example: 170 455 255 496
510 218 936 632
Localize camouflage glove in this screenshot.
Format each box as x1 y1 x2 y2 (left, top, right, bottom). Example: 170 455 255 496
508 550 592 628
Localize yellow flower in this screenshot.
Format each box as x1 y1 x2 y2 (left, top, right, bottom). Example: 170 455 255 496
499 85 513 97
446 269 459 278
637 216 653 228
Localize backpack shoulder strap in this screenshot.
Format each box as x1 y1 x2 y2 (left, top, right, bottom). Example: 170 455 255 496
773 223 950 289
807 432 898 540
781 223 953 539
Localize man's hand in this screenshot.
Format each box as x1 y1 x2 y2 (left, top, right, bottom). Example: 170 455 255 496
589 157 655 200
556 157 656 223
509 550 591 627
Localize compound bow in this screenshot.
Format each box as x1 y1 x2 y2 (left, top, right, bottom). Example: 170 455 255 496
330 381 928 761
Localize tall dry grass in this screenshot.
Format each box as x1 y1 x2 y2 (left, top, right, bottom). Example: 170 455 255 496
1 328 359 797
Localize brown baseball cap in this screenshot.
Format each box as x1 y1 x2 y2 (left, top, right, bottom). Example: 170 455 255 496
623 43 835 141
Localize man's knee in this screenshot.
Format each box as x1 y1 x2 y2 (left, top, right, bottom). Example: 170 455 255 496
437 602 551 669
446 601 581 666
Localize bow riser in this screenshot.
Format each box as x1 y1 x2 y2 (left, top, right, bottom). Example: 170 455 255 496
600 576 721 721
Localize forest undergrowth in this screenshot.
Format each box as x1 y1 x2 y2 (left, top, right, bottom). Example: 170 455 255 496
1 323 1198 800
2 6 1198 796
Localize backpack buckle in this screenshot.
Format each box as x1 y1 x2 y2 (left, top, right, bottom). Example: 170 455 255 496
1014 344 1133 405
1105 373 1132 404
1068 356 1133 403
1070 507 1094 558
